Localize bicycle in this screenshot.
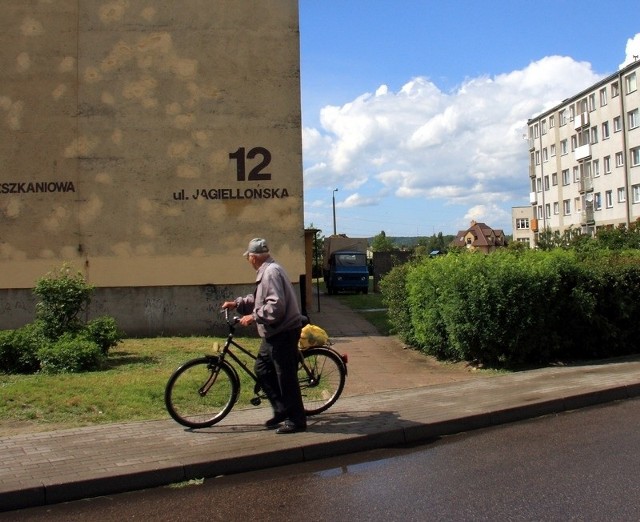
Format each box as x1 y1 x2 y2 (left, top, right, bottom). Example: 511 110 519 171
164 309 348 429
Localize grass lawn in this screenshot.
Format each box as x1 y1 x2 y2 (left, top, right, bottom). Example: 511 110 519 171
0 287 388 435
0 336 261 434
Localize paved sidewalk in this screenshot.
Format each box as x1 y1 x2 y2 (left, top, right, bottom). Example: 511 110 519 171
1 294 640 512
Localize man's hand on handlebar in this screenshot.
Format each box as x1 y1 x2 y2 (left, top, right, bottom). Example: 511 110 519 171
221 301 253 327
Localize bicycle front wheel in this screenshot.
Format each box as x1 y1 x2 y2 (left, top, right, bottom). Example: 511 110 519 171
165 357 239 428
299 347 346 416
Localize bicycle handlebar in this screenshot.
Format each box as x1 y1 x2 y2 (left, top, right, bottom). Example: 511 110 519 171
221 307 241 326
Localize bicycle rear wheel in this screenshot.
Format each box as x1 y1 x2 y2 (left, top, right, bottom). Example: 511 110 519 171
165 357 239 428
299 347 346 416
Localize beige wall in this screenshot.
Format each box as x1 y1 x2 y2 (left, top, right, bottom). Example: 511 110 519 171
0 1 304 334
0 0 303 289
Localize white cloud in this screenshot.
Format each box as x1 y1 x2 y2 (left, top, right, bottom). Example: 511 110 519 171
303 55 603 227
620 33 640 68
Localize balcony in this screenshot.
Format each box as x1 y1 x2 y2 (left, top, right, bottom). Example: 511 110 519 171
579 175 594 193
528 137 535 150
573 112 589 130
530 192 537 205
581 208 595 225
575 144 591 161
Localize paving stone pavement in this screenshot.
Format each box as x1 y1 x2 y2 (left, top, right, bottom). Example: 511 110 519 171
1 293 640 512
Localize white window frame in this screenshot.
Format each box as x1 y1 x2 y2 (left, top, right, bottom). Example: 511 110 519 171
613 116 622 132
592 159 600 177
604 156 611 174
612 81 619 98
605 190 613 209
562 169 570 185
553 202 559 215
626 72 637 94
633 184 640 204
594 192 602 210
600 87 607 107
631 146 640 167
563 199 571 216
602 121 610 139
618 187 626 203
615 152 624 167
628 108 639 130
590 126 598 144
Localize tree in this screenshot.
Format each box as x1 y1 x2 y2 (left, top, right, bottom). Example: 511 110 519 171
371 230 395 252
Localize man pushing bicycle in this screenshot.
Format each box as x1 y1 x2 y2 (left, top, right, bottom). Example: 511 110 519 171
222 238 307 434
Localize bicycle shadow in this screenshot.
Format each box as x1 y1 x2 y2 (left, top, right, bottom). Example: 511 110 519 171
182 409 419 436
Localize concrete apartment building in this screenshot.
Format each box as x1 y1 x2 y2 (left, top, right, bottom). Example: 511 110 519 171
514 59 640 245
0 1 305 336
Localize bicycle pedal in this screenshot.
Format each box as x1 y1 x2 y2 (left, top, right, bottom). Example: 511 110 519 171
250 397 261 406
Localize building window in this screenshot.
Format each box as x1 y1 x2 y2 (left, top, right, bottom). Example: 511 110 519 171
613 116 622 132
541 119 547 135
544 175 549 190
633 184 640 204
571 135 577 151
628 108 639 130
536 177 542 192
590 126 598 144
602 121 610 139
626 72 637 94
592 159 600 177
516 218 529 229
618 187 626 203
594 192 602 210
559 109 567 126
588 93 596 111
612 81 619 98
549 115 555 128
562 169 570 185
563 199 571 215
605 190 613 208
545 204 551 218
550 144 556 157
574 197 582 213
631 146 640 167
573 166 580 182
604 156 611 174
615 152 624 167
600 87 607 107
552 172 558 186
561 139 568 155
553 202 559 215
535 151 540 165
537 206 543 219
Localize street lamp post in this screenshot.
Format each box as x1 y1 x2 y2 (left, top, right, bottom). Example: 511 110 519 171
332 188 338 235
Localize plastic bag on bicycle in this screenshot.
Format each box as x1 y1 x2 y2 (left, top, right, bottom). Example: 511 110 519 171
298 324 329 350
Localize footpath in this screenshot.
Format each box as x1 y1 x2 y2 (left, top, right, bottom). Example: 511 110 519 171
2 293 640 512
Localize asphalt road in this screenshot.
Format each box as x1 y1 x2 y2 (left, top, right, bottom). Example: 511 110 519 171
7 397 640 521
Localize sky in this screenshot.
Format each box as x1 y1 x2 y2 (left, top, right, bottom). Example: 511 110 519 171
298 0 640 238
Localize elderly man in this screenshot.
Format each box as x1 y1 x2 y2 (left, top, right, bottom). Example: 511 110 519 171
222 238 306 434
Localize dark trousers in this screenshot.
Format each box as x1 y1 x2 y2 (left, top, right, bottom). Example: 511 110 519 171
255 327 306 426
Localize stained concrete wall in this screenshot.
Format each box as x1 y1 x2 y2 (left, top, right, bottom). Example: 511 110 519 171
0 0 304 335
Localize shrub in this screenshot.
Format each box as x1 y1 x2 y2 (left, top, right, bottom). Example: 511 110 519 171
86 316 122 355
38 333 105 374
34 265 93 340
0 324 46 374
383 249 640 368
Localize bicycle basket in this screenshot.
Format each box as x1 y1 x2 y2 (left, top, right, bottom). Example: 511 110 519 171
298 324 329 350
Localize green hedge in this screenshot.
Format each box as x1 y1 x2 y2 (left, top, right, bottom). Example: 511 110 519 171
381 249 640 367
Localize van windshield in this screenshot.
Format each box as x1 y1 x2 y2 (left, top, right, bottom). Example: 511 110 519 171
334 253 367 266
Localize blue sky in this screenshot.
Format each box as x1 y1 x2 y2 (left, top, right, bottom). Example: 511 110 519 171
299 0 640 238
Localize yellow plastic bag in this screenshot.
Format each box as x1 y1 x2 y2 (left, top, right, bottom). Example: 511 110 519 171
298 324 329 350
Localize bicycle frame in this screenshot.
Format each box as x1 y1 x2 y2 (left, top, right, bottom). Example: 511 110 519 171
212 312 319 402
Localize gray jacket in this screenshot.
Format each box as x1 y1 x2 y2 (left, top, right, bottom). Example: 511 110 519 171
235 257 303 338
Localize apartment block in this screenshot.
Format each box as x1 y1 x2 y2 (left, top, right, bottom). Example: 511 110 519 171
523 59 640 242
